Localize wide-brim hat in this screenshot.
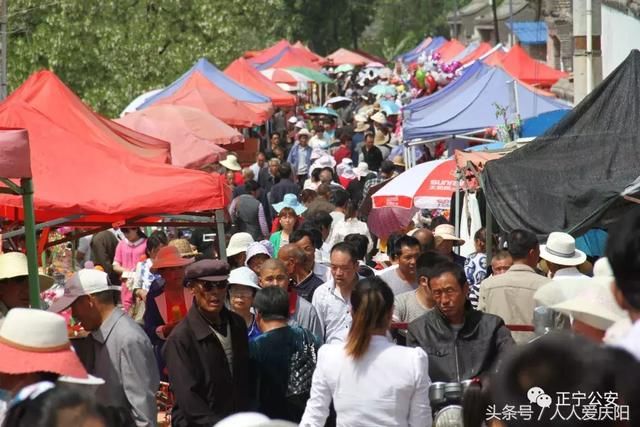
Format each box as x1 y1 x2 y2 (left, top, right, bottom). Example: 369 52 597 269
374 130 391 146
168 238 200 258
297 128 311 137
539 232 586 266
371 111 387 125
0 252 54 291
354 119 369 132
354 162 373 178
228 267 261 290
227 232 255 257
288 116 299 124
552 278 626 331
392 155 405 168
151 246 195 271
272 193 307 215
434 224 465 246
295 120 307 130
246 242 272 264
0 308 88 378
220 154 242 171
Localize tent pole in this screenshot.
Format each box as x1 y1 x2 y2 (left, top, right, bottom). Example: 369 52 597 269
215 209 227 262
454 170 461 255
486 200 494 265
21 178 41 309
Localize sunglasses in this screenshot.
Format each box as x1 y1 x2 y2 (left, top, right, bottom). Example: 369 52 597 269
192 279 229 292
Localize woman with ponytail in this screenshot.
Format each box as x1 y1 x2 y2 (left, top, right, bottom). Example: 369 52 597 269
300 276 433 427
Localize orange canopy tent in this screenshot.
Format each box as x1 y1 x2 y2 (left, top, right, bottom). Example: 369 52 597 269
116 105 241 170
325 48 371 66
460 42 493 64
224 58 297 107
498 44 568 87
145 72 272 127
249 45 323 71
292 41 326 63
6 71 171 164
436 39 466 63
0 98 229 223
483 49 507 66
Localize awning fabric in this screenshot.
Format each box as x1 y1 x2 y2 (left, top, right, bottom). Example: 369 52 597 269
224 58 297 107
325 48 373 66
8 71 170 164
0 73 230 222
139 59 273 127
499 45 568 87
483 50 640 236
403 62 570 140
506 21 548 45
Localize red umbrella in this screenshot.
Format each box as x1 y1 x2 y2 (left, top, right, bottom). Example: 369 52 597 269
117 105 241 169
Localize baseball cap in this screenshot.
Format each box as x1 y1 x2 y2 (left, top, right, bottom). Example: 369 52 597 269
185 260 230 282
48 269 121 313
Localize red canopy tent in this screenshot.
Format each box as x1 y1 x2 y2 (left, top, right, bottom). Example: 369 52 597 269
244 40 290 59
249 46 322 71
483 49 507 66
0 98 229 223
325 48 371 66
460 42 493 64
149 72 272 127
498 44 568 87
292 41 326 63
7 71 171 164
224 58 297 107
436 39 466 63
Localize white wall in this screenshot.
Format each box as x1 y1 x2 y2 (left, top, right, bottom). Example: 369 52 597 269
602 4 640 77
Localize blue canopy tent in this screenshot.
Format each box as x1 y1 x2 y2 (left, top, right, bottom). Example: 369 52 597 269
403 60 488 113
399 36 447 64
139 58 271 109
403 63 570 141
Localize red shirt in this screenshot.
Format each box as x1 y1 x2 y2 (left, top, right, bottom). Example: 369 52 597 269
333 145 351 165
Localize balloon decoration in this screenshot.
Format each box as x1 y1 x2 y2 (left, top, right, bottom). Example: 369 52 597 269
404 52 464 99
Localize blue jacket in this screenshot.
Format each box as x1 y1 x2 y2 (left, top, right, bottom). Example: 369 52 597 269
286 143 312 175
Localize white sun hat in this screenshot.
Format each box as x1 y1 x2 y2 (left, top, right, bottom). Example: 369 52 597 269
539 232 586 266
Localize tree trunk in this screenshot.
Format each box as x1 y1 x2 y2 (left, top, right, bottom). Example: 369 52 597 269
491 0 500 44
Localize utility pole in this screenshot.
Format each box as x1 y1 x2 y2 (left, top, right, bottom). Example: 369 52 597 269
491 0 500 45
0 0 7 100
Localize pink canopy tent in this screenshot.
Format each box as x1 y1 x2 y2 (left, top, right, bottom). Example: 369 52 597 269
116 105 242 170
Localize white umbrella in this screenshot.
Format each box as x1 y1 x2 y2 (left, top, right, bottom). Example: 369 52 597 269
324 96 352 107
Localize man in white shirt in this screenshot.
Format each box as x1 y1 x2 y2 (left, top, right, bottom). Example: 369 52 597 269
606 210 640 361
249 152 267 180
312 243 359 343
534 232 589 307
377 235 421 295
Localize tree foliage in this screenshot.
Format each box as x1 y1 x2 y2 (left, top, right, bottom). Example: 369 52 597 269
6 0 458 117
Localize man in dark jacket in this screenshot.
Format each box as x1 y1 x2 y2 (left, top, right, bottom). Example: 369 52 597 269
269 163 299 206
359 132 383 172
164 260 249 427
407 261 514 382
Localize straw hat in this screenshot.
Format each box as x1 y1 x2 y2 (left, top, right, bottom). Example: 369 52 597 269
392 156 405 168
434 224 465 246
0 252 54 291
220 154 242 171
297 128 311 137
229 267 261 290
227 233 255 257
48 269 122 313
151 245 195 271
0 308 88 378
371 112 387 125
540 232 586 267
272 193 307 215
168 238 199 258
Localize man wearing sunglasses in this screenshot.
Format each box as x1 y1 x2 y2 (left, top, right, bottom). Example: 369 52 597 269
164 259 249 427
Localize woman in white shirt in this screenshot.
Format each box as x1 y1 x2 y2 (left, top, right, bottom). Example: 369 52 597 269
300 277 432 427
328 201 373 253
